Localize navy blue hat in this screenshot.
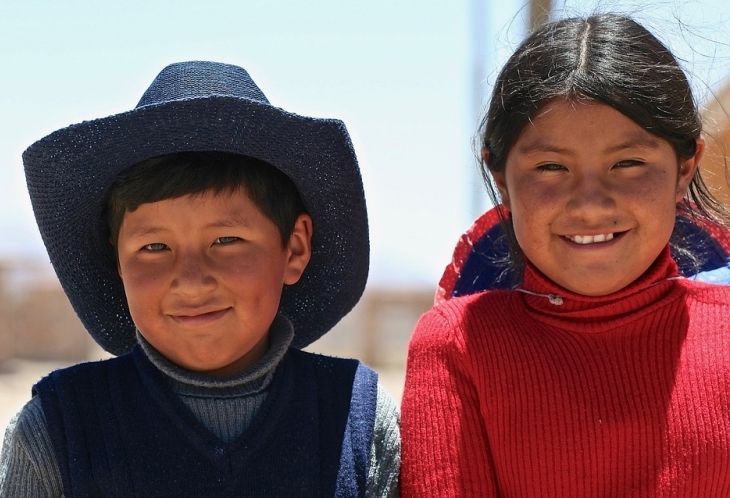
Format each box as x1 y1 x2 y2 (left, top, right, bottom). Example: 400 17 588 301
23 61 369 355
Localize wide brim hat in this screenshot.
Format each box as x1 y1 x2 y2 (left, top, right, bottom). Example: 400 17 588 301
23 61 369 356
436 205 730 305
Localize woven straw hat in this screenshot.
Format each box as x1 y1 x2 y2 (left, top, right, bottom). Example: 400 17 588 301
23 61 369 355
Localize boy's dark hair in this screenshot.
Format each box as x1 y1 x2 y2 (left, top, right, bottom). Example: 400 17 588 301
105 151 306 253
478 13 730 279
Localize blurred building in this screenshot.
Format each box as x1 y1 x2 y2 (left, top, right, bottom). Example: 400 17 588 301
701 84 730 205
0 259 95 363
0 257 434 370
306 287 434 367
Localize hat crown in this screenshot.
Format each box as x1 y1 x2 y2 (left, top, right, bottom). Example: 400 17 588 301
136 61 270 108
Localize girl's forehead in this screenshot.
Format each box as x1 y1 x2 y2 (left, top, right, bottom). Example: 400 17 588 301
514 99 662 153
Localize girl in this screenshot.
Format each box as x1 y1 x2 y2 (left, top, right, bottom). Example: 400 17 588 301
401 13 730 496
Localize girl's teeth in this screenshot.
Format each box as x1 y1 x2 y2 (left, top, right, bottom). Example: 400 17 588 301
569 233 614 244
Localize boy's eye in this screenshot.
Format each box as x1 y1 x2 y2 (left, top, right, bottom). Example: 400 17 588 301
143 243 167 251
614 159 643 168
214 236 241 245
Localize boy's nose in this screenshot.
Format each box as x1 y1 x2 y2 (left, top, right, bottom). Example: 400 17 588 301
565 174 616 219
171 251 216 295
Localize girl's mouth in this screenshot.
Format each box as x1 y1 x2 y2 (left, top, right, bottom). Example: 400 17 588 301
563 232 617 245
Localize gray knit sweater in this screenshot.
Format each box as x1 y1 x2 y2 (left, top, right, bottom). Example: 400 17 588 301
0 315 400 497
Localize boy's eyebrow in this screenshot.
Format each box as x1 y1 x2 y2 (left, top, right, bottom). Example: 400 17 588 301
123 224 168 239
205 213 253 229
122 215 252 239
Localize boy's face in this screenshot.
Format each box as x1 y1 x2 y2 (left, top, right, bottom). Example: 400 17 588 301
116 188 312 377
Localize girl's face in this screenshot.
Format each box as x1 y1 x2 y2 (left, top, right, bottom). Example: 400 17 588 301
491 99 703 296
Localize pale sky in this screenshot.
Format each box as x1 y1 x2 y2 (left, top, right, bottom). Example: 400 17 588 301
1 0 729 288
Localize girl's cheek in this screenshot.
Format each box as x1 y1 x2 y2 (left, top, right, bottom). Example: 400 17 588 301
510 179 564 211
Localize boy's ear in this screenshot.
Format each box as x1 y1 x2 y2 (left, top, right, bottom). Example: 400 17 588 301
483 148 511 211
111 238 122 276
283 213 313 285
676 137 704 202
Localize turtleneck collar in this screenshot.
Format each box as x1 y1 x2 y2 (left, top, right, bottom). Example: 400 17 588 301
136 313 295 397
514 246 685 333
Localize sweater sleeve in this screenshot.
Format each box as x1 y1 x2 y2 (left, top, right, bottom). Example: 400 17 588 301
365 383 401 498
0 396 64 498
400 306 497 497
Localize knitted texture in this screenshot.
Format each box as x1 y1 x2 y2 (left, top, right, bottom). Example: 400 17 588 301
0 387 400 498
0 401 63 496
402 248 730 496
368 385 401 498
136 314 295 443
23 61 369 354
0 317 401 497
34 347 375 497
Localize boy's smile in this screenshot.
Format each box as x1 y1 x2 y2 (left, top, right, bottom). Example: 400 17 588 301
116 189 311 376
492 99 702 296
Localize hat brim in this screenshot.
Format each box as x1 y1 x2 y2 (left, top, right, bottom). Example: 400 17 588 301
24 96 369 355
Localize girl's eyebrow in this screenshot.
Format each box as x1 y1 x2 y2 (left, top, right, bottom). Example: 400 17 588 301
603 133 661 153
517 132 661 156
516 140 571 155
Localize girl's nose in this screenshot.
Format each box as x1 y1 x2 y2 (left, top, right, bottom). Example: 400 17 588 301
565 174 616 219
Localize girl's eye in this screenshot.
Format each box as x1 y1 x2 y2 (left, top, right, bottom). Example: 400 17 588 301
214 236 241 245
143 243 167 251
536 163 565 172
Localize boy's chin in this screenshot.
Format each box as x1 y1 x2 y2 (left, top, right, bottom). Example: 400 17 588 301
174 343 270 378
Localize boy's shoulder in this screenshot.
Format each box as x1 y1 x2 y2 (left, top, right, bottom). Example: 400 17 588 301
289 348 369 372
286 348 378 400
33 353 133 391
33 348 378 407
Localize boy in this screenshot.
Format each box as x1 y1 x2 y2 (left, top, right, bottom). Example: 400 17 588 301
0 61 400 497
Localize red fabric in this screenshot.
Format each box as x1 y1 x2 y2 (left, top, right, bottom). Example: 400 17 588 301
402 247 730 497
686 210 730 255
435 206 506 305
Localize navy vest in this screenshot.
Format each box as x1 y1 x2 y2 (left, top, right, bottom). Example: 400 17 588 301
34 346 378 498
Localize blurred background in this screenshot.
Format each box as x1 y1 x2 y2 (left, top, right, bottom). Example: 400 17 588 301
2 0 730 433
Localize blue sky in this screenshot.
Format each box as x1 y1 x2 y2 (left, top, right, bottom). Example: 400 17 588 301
1 0 729 287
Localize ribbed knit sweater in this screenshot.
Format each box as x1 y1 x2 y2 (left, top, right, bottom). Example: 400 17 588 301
401 247 730 497
0 315 401 497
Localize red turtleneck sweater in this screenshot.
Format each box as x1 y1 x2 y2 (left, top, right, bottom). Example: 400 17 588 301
401 248 730 497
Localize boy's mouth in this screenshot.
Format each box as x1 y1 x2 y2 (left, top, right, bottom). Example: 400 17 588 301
563 232 617 245
172 307 231 325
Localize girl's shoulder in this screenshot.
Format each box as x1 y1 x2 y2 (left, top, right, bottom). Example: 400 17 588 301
431 287 514 320
412 289 515 347
679 274 730 306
